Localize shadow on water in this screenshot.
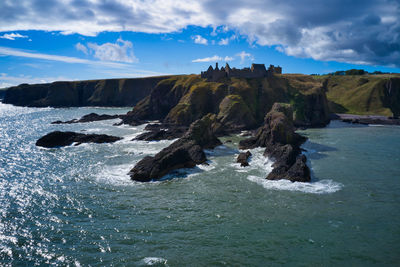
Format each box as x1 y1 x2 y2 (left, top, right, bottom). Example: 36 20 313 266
302 141 337 160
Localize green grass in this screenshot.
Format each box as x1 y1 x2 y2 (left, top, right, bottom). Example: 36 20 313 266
321 75 399 116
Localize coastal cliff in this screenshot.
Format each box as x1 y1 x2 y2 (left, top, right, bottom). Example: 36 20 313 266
322 75 400 117
2 76 171 107
122 74 331 130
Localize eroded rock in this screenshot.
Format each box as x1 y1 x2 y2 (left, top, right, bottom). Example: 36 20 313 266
239 103 310 182
36 131 122 148
129 114 221 182
236 151 252 167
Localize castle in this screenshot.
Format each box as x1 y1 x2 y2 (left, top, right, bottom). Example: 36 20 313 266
201 63 282 81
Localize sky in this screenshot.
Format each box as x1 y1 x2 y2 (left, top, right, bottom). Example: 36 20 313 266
1 0 400 88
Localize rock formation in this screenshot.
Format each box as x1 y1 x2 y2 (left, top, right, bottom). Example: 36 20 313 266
52 113 122 124
236 151 252 167
239 103 310 182
3 76 170 107
129 114 222 182
36 131 122 148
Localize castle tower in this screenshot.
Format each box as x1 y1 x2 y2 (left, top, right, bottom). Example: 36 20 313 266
215 62 219 70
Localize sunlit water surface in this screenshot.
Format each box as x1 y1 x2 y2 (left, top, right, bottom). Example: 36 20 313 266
0 103 399 266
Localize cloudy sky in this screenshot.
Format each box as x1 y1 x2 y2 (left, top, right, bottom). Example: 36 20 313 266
1 0 400 87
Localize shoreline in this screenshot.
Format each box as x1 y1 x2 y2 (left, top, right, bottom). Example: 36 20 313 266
331 113 400 126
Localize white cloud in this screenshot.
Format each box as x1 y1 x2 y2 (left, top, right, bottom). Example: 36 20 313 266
0 33 28 40
1 0 399 66
236 51 254 63
87 38 137 63
218 38 229 45
0 73 70 88
75 42 88 55
192 55 233 63
218 35 236 45
0 46 131 68
192 35 208 45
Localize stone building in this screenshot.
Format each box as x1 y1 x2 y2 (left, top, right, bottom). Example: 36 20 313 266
201 63 282 81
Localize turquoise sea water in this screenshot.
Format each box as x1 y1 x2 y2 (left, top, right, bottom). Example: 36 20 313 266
0 103 399 266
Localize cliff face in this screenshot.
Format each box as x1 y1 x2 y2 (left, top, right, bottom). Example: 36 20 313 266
323 75 400 117
2 76 171 107
122 74 331 129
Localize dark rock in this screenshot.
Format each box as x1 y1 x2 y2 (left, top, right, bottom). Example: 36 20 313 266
134 124 188 141
51 113 121 124
129 114 221 182
239 103 305 150
36 131 122 148
236 151 252 167
3 76 170 107
239 103 310 182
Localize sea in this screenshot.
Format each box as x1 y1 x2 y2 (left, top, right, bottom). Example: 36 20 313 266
0 103 399 266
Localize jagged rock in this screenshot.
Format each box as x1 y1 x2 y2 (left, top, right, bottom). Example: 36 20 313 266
239 103 310 182
3 76 169 107
239 103 305 149
52 113 121 124
36 131 122 148
216 95 257 132
134 124 188 141
129 114 221 182
236 151 252 167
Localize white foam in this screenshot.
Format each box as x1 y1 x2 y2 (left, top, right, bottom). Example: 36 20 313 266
95 163 133 186
0 102 52 117
247 175 343 194
141 257 168 266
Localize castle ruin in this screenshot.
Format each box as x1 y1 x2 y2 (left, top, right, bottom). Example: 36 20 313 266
201 63 282 81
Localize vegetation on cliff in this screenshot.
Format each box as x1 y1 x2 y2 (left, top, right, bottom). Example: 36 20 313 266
319 74 400 117
3 76 171 107
123 74 331 130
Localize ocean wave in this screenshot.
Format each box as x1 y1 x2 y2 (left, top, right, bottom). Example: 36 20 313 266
247 175 343 194
95 163 133 186
140 257 168 266
0 102 53 117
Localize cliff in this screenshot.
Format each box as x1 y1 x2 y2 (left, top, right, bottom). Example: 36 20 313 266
2 76 171 107
122 74 331 130
321 74 400 117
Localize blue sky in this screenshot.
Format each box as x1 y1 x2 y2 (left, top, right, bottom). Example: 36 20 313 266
1 0 400 87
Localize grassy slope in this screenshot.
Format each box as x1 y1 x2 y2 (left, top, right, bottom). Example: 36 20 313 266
316 74 400 116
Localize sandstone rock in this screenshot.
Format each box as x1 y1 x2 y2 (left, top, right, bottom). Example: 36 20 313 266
129 114 221 182
36 131 122 148
239 103 310 182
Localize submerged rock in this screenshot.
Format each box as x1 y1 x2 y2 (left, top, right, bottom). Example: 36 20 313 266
239 103 310 182
52 113 122 124
129 114 221 182
236 151 252 167
36 131 122 148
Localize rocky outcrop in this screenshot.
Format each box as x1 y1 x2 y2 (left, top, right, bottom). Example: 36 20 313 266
129 114 221 182
236 151 252 167
36 131 122 148
133 124 188 141
239 103 310 182
122 74 331 131
52 113 122 124
3 76 170 107
334 113 400 125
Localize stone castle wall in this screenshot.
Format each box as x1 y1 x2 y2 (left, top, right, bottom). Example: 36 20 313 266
201 63 282 81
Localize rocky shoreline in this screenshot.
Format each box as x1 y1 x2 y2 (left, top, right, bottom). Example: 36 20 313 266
332 113 400 126
24 73 337 183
